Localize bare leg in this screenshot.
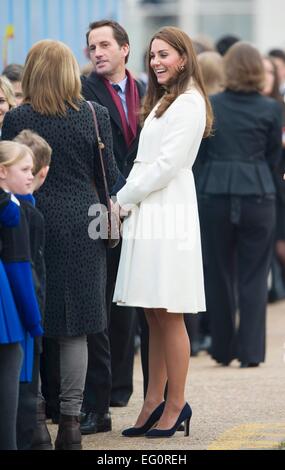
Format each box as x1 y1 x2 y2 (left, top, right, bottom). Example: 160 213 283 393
133 308 167 427
154 309 190 429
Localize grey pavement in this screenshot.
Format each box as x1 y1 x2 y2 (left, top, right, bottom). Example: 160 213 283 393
48 300 285 450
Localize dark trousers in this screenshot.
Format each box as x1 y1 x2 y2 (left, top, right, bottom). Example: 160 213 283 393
17 346 40 449
109 303 136 404
138 308 149 398
199 195 275 364
0 343 23 450
83 242 136 412
84 329 111 413
108 244 136 404
40 337 60 419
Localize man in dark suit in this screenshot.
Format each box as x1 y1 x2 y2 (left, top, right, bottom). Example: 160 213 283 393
80 19 145 435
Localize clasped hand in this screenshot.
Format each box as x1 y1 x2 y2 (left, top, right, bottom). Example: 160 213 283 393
110 200 129 219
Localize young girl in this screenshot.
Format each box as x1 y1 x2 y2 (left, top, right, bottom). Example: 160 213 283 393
0 141 43 449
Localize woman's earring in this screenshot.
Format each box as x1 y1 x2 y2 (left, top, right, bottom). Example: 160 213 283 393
179 64 185 72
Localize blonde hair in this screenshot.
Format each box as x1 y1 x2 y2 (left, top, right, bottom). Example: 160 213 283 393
141 26 213 138
0 141 34 168
22 39 83 116
198 51 225 95
0 75 16 108
14 129 52 175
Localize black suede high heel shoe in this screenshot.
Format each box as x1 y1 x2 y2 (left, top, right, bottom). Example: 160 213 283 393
240 362 259 368
145 402 192 438
122 402 165 437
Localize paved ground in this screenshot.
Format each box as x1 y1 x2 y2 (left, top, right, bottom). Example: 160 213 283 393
48 300 285 450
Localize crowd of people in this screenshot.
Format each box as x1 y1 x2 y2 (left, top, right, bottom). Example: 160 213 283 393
0 21 284 450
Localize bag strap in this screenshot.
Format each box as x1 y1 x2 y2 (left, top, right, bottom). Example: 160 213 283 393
87 101 112 217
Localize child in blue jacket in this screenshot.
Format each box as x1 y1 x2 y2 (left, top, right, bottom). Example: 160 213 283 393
0 141 43 449
14 130 52 450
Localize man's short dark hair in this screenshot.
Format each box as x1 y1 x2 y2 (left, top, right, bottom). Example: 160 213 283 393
215 35 240 56
268 48 285 64
86 19 130 63
2 63 24 82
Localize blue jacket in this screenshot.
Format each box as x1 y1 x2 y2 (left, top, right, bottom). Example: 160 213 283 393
0 190 24 344
0 190 43 381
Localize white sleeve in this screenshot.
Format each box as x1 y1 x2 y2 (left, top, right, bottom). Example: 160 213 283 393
117 92 205 208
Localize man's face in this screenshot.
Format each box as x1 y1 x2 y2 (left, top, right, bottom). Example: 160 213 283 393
88 26 129 80
12 81 23 106
271 57 285 85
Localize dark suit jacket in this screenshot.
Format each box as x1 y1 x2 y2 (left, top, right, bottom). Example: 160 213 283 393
81 72 145 177
194 90 283 195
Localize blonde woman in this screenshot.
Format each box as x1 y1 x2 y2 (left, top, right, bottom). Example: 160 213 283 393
2 40 120 450
0 76 16 138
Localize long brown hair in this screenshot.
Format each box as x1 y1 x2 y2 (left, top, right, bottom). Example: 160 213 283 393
141 26 213 137
22 40 83 116
224 42 265 93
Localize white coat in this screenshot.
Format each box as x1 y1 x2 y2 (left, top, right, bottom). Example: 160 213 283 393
113 87 206 313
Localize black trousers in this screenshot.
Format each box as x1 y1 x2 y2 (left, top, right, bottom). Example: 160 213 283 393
199 195 275 364
40 337 60 418
17 343 41 450
0 343 22 450
84 328 111 413
83 242 136 412
109 302 137 404
137 308 149 398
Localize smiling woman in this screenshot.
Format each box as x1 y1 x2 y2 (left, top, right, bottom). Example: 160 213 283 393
150 38 185 86
113 26 213 439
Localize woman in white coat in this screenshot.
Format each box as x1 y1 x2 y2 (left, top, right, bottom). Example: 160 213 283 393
113 26 213 438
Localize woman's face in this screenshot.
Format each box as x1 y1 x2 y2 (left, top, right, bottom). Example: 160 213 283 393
150 38 185 86
262 58 275 96
0 87 10 128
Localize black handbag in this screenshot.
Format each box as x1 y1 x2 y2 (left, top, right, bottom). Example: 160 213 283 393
87 101 120 249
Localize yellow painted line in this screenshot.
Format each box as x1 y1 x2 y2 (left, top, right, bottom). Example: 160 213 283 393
208 423 285 450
